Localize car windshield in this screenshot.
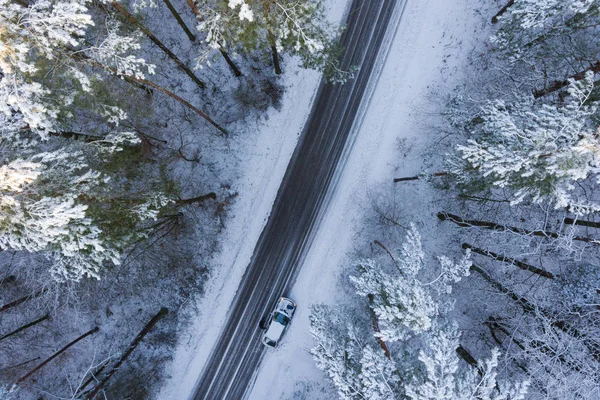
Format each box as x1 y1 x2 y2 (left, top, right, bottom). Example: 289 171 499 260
274 312 290 326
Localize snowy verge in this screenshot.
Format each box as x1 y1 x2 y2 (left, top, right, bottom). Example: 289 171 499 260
247 0 487 399
156 2 350 399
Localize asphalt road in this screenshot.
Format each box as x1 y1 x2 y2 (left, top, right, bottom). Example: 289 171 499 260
192 1 401 398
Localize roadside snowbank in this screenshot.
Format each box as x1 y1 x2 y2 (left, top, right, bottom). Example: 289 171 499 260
248 0 488 399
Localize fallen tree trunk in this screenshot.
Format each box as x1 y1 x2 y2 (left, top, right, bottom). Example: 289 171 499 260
0 289 45 313
85 308 168 399
393 172 447 183
462 243 555 279
533 61 600 98
438 212 598 245
17 327 99 384
491 0 515 23
0 314 49 342
110 1 206 89
174 192 217 206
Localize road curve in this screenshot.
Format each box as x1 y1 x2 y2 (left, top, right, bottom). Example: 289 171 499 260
192 1 401 398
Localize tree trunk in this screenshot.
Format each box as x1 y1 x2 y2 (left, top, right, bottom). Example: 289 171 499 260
471 263 600 361
183 0 243 77
438 212 598 245
491 0 514 23
17 327 99 384
456 345 482 375
85 308 168 399
373 240 402 274
564 217 600 229
461 243 555 279
533 61 600 98
110 1 206 89
67 52 227 134
0 289 44 313
267 30 282 75
219 48 243 77
0 314 49 342
0 357 40 372
174 192 216 206
162 0 196 42
185 0 199 16
393 172 447 183
74 364 107 397
367 294 391 359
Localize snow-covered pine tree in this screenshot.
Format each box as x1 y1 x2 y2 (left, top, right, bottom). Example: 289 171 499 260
309 304 399 400
195 0 349 81
450 72 600 215
492 0 598 54
405 324 529 400
0 0 155 138
0 385 16 400
350 224 471 342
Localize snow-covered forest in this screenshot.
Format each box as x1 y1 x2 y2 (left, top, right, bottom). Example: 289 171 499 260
4 0 600 399
0 0 343 398
307 1 600 399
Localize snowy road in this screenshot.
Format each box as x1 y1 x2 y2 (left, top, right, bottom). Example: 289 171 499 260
191 0 402 398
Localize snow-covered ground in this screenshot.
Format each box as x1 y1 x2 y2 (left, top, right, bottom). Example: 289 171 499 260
158 0 488 399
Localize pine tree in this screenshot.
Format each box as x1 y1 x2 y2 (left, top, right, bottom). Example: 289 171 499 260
350 225 471 342
195 0 348 81
309 304 398 400
450 73 600 215
406 325 529 400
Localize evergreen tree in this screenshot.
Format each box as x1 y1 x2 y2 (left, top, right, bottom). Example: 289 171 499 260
350 225 471 342
450 73 600 214
195 0 349 81
406 325 529 400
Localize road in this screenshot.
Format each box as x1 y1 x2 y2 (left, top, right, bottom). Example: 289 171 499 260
192 0 401 398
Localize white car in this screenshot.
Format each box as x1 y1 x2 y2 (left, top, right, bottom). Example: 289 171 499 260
261 297 296 348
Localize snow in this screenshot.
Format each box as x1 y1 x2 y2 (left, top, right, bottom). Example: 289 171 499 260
158 0 485 398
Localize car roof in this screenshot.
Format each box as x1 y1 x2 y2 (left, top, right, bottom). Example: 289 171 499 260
264 319 285 342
